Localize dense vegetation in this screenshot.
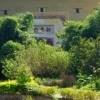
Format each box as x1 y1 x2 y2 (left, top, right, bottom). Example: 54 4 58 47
0 12 69 80
0 6 100 99
60 7 100 89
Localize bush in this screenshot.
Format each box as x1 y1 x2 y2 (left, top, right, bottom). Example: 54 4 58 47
60 74 76 88
95 79 100 90
83 90 96 100
38 86 57 97
16 64 32 84
60 88 97 100
60 88 75 99
0 80 18 94
76 73 93 89
1 80 100 100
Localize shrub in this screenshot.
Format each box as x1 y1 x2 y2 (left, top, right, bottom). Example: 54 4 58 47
0 80 18 94
95 79 100 90
60 74 76 87
23 95 33 100
76 73 93 89
27 86 39 96
83 90 96 100
25 79 39 87
60 88 97 100
29 43 69 78
95 92 100 100
25 80 39 96
60 88 75 99
75 90 84 100
16 64 32 84
38 86 57 97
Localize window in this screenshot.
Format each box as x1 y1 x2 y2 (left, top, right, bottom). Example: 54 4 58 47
4 10 7 15
0 10 9 15
74 8 82 13
76 8 80 13
39 7 45 12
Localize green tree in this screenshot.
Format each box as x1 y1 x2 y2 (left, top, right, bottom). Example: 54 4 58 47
67 37 100 77
0 12 35 48
15 41 69 78
0 17 19 48
0 40 25 59
2 58 32 80
82 8 100 38
16 64 32 84
19 12 34 31
62 7 100 50
0 12 36 79
89 36 100 78
62 21 83 50
67 38 95 75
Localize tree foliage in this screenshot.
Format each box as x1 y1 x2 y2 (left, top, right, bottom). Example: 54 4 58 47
1 7 100 81
62 21 83 50
0 12 70 79
0 40 25 59
16 42 69 78
62 7 100 50
60 7 100 78
0 12 36 79
67 38 95 75
0 12 35 49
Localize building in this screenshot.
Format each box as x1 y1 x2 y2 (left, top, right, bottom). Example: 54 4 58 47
0 0 99 45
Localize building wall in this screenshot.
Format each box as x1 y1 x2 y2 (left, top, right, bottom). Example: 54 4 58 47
34 19 63 46
0 0 99 20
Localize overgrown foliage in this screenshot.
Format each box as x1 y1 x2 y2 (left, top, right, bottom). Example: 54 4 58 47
0 12 70 80
56 6 100 89
1 79 100 100
62 7 100 50
1 6 100 91
0 12 36 80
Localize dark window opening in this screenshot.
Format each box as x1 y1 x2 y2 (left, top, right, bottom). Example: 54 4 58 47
39 8 44 12
4 10 7 15
0 10 9 15
76 8 80 13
